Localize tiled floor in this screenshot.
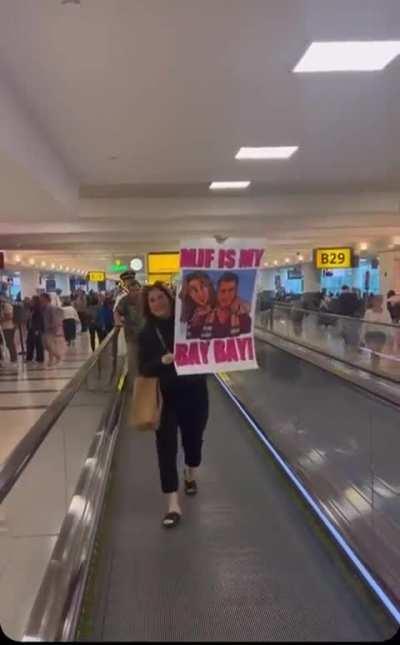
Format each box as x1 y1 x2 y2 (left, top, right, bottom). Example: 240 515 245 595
0 331 96 640
0 333 92 465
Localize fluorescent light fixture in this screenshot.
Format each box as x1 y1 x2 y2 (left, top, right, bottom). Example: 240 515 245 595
51 263 56 269
29 258 35 265
285 257 291 263
14 255 21 263
360 242 368 251
294 41 400 73
298 255 304 261
236 146 298 160
264 261 269 267
209 181 250 190
41 261 47 267
273 260 278 266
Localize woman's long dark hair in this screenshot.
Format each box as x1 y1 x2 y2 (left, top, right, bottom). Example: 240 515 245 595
179 271 216 323
142 281 175 321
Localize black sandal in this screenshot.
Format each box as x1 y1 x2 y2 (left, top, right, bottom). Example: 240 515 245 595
184 479 198 496
162 512 181 528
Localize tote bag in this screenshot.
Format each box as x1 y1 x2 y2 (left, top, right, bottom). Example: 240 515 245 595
128 375 162 431
128 327 167 431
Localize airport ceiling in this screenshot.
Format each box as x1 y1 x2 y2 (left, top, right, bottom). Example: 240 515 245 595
1 0 400 271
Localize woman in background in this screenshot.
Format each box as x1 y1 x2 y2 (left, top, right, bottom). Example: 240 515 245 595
62 297 80 346
26 296 44 363
87 293 102 351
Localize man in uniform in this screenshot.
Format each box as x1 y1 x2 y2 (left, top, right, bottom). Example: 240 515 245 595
114 270 142 384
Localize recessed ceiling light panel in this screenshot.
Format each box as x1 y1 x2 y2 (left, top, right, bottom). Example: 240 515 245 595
293 41 400 73
209 181 251 190
236 146 298 160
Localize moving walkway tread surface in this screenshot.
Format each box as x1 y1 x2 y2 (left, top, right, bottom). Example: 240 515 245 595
77 379 396 642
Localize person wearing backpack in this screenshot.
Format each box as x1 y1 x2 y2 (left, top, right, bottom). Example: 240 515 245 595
0 295 18 365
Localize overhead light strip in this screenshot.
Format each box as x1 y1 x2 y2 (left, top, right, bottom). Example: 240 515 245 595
236 146 298 160
215 374 400 626
210 181 251 190
294 41 400 73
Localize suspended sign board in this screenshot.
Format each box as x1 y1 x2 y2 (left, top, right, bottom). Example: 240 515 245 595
147 252 180 285
87 271 106 282
314 247 353 270
147 252 180 274
108 263 129 273
287 266 303 279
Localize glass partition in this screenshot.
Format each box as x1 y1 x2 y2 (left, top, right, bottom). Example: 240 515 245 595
256 302 400 382
0 332 124 641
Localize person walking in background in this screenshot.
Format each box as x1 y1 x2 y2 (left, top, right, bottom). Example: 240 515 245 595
96 296 115 341
138 282 209 529
87 293 102 351
361 295 393 369
115 278 143 385
26 296 44 363
0 295 18 367
337 285 362 353
40 293 65 366
387 290 400 353
387 290 400 323
62 297 80 346
74 290 89 332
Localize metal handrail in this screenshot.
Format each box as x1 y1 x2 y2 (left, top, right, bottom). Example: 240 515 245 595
270 302 399 329
23 369 126 642
0 327 119 504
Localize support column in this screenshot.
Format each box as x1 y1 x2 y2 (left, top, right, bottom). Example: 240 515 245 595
55 273 70 296
258 269 275 291
20 269 40 298
379 250 400 296
302 263 320 292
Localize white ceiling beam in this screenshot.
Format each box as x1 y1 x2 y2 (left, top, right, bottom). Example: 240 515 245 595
0 69 78 211
79 192 400 220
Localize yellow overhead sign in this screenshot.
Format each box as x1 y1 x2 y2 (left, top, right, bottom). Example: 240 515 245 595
87 271 106 282
147 252 180 274
314 247 353 270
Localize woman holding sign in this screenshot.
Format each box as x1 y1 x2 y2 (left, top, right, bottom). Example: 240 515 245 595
138 282 209 529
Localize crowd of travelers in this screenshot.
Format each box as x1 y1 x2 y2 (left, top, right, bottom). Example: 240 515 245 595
257 285 400 367
0 287 118 368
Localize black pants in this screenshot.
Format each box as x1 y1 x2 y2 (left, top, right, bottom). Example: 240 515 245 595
26 329 44 362
63 319 76 344
89 324 105 351
156 379 209 493
78 311 88 332
2 328 17 362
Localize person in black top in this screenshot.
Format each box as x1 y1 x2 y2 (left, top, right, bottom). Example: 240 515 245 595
138 282 209 529
26 296 45 363
337 285 362 350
